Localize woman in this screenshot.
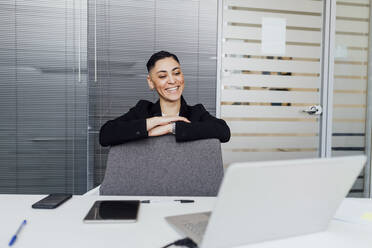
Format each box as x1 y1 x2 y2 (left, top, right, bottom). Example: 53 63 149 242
99 51 230 147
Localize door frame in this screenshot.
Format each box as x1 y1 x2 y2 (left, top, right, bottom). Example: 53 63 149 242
319 0 335 159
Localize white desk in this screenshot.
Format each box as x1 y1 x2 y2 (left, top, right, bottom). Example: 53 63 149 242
1 195 372 248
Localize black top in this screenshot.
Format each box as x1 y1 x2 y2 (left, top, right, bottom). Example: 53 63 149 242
99 97 231 146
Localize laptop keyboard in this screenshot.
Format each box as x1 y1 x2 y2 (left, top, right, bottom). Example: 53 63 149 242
183 220 209 237
166 211 212 244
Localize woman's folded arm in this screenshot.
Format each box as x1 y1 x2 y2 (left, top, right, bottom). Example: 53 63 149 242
99 118 148 147
175 104 230 143
99 103 148 146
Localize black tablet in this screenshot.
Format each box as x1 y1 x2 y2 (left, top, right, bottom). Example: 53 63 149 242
83 200 140 223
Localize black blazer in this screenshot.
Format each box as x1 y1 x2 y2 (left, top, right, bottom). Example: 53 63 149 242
99 97 230 146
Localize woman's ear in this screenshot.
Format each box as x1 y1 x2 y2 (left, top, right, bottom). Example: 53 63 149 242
147 75 154 90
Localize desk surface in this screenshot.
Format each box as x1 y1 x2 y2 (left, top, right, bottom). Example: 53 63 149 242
2 195 372 248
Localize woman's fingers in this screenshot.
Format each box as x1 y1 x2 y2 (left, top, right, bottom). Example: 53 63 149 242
178 116 191 123
168 116 190 123
147 116 191 131
159 116 190 125
148 124 172 136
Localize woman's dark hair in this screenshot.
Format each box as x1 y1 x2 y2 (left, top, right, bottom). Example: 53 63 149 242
146 50 180 72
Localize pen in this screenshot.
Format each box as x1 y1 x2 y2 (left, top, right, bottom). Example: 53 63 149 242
9 219 27 247
141 199 194 204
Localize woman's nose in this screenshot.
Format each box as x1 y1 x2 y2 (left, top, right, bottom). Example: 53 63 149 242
168 75 176 84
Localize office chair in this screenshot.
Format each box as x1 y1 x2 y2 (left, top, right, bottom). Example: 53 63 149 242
98 135 224 196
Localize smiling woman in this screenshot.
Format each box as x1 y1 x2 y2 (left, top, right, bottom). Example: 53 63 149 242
99 51 231 147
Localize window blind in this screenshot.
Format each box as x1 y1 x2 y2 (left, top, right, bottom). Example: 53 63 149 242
0 0 87 194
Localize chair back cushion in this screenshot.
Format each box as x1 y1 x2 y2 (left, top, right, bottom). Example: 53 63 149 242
100 135 223 196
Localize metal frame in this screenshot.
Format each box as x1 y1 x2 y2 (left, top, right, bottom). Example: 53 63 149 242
86 0 96 191
319 0 336 158
216 0 223 118
364 0 372 198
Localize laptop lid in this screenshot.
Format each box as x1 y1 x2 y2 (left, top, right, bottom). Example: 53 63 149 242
201 155 366 248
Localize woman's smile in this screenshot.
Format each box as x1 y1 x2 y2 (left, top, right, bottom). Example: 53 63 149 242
165 86 180 93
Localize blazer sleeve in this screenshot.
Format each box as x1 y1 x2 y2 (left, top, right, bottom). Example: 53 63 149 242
175 104 231 143
99 102 148 147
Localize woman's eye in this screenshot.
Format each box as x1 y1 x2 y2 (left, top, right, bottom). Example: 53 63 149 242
175 72 180 75
159 75 166 78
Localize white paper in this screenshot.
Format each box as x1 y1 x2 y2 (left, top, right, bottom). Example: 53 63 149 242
261 17 286 55
334 199 372 226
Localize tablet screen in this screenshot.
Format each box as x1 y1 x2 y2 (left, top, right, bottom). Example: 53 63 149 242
84 200 140 223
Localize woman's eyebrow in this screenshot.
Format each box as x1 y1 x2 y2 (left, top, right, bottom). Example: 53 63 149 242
156 67 180 74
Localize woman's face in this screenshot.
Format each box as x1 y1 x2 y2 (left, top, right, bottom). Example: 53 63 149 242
147 57 185 103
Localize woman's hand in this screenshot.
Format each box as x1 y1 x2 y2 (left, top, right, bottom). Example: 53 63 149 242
148 123 172 137
146 116 190 131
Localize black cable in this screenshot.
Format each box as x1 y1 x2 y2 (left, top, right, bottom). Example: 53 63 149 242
161 243 173 248
161 237 198 248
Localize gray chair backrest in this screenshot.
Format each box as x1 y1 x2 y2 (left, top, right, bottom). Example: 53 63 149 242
99 135 224 196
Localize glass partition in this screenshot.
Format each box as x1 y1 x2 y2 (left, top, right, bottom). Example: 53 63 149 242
331 0 371 197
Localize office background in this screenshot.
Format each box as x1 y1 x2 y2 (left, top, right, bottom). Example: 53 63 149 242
0 0 370 197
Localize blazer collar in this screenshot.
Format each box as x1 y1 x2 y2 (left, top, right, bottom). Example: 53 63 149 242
179 96 189 117
150 96 188 117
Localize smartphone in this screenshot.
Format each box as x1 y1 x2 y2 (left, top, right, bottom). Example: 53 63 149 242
32 193 72 209
83 200 140 223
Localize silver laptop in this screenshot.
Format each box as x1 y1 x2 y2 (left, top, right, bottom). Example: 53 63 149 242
166 155 366 248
